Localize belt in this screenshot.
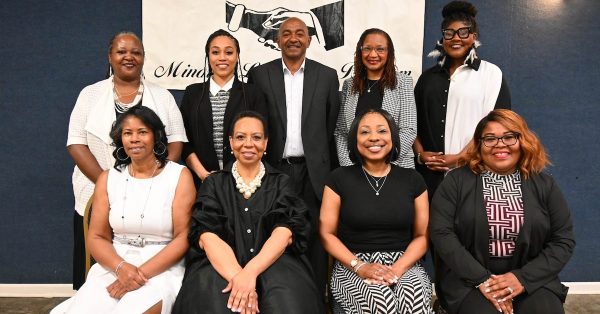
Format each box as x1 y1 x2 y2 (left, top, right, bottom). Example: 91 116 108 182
114 236 170 248
282 156 306 164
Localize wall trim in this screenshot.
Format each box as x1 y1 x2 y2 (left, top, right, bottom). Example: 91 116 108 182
0 282 598 297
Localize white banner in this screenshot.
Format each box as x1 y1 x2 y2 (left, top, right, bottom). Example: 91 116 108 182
142 0 424 90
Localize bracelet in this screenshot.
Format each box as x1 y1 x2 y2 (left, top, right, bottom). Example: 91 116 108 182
354 262 367 274
115 260 126 276
416 152 424 165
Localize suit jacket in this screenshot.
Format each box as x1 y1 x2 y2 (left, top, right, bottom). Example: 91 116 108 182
430 166 575 314
179 79 267 185
335 72 417 168
247 58 340 199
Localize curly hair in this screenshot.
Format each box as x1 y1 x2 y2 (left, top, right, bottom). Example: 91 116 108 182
464 109 550 178
441 1 479 34
351 28 397 95
109 105 169 171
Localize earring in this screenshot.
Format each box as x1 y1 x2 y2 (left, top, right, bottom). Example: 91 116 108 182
263 151 267 155
153 142 167 156
115 147 130 161
230 150 234 155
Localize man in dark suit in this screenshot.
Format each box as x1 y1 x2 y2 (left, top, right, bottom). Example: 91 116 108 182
247 17 340 304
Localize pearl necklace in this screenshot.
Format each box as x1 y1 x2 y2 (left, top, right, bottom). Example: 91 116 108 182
366 79 379 93
232 161 265 199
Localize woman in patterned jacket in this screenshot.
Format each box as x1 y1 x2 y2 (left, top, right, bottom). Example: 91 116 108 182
321 108 433 313
334 28 417 169
430 109 575 314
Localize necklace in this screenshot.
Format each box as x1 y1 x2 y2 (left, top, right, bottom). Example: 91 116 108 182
232 161 265 199
113 79 144 113
361 165 390 196
121 160 159 239
366 79 379 93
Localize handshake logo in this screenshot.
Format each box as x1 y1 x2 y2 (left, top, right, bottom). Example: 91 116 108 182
225 0 344 51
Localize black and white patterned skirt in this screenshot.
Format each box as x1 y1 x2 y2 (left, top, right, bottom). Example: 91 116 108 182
331 251 434 314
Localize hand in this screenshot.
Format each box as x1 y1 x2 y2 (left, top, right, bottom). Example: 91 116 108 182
478 278 514 314
486 273 525 302
116 262 147 292
222 269 259 313
200 169 216 182
106 280 128 299
356 263 398 286
422 152 462 172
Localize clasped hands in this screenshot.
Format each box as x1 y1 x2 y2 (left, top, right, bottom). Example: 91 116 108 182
478 272 525 314
222 268 260 313
420 151 461 172
355 262 401 286
106 262 148 299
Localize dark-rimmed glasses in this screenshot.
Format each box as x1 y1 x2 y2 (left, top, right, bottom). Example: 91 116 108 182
361 46 387 55
442 27 472 40
480 133 520 147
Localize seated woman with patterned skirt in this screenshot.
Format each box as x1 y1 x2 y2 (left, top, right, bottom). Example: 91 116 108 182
321 108 433 313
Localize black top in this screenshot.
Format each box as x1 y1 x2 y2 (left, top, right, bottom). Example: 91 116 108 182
430 166 575 313
187 162 311 266
355 79 384 116
326 164 427 252
179 79 268 187
175 162 322 314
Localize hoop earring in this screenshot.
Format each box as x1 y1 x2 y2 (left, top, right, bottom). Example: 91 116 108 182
116 147 129 161
153 142 167 156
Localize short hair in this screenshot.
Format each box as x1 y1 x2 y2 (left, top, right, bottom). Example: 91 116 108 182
108 31 145 55
204 29 241 77
441 1 479 35
229 110 269 139
351 28 397 95
347 108 400 165
109 105 169 171
277 17 308 38
465 109 550 178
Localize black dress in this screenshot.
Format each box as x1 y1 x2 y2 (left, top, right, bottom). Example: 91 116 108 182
173 162 323 314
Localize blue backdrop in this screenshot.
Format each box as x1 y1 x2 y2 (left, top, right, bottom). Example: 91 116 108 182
1 1 598 283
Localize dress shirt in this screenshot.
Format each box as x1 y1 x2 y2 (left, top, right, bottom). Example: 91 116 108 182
282 59 305 158
209 76 234 95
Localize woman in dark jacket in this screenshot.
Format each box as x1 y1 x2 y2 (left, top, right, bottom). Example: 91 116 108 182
173 111 322 314
430 109 575 314
180 29 267 188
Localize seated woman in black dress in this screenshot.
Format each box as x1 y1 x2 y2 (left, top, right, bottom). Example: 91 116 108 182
173 111 322 314
430 109 575 314
321 108 433 313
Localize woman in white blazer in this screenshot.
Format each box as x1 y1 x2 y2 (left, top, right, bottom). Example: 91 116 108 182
66 31 187 289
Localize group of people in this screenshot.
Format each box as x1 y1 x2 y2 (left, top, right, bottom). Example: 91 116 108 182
56 1 575 314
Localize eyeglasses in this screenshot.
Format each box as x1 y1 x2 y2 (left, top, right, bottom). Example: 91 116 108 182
442 27 472 40
361 46 387 55
480 133 520 147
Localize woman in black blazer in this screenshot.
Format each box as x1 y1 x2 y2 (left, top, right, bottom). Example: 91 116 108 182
180 29 267 187
430 109 574 314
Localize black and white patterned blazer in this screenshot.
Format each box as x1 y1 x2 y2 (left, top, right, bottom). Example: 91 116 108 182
334 72 417 168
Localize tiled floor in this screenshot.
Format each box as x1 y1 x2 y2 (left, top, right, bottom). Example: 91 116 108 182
1 295 599 314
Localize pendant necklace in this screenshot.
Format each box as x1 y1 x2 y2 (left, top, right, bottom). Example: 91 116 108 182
366 80 379 93
361 165 390 196
121 160 159 241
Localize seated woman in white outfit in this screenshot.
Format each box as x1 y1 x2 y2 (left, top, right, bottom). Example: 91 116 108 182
53 105 195 314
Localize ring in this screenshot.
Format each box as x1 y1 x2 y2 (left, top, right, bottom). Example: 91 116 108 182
506 286 513 294
248 304 252 308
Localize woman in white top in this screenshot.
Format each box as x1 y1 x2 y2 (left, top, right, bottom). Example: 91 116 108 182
66 31 187 288
55 105 194 314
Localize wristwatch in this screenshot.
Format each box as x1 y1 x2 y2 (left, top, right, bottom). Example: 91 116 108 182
350 258 360 269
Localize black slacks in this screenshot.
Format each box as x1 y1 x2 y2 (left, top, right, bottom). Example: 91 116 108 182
277 160 328 306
